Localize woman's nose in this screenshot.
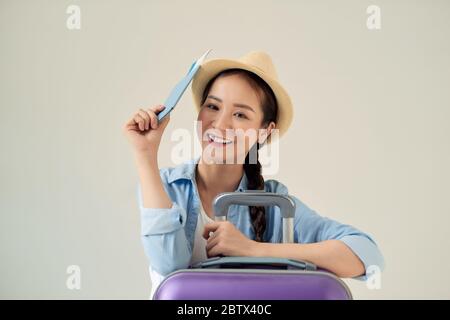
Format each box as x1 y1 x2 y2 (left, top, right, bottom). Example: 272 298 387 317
212 111 232 131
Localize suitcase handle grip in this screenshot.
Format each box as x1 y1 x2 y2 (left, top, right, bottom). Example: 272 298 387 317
191 256 317 271
213 190 295 219
213 190 296 243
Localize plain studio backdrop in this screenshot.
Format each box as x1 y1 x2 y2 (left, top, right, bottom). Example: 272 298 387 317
1 0 449 299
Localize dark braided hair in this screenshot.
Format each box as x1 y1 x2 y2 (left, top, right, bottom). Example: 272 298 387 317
200 68 278 242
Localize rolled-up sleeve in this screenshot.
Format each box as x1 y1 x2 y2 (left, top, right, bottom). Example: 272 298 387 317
140 201 187 235
138 184 192 276
292 195 385 280
339 234 385 280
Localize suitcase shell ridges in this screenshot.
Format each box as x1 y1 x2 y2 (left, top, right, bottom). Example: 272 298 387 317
154 269 352 300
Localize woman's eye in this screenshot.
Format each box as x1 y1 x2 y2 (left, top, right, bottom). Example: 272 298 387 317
206 104 218 110
234 112 248 119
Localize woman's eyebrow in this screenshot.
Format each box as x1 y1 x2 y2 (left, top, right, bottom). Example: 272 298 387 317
207 95 255 113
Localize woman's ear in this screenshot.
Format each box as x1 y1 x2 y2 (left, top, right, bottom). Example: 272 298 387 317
258 121 276 144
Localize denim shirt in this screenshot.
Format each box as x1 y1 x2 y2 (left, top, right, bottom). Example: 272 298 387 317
137 156 385 279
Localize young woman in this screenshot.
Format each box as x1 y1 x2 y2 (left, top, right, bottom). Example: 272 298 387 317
123 51 384 298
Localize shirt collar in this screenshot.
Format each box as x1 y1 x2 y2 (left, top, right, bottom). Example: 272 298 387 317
167 156 248 192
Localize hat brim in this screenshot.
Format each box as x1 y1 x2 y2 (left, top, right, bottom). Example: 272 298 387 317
191 58 293 141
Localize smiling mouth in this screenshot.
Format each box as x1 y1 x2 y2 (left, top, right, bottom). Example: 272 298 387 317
206 133 234 145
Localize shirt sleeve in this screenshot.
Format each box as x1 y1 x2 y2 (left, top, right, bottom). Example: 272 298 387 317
291 194 385 280
138 183 192 276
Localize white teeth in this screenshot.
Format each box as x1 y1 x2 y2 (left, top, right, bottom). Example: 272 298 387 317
207 133 232 144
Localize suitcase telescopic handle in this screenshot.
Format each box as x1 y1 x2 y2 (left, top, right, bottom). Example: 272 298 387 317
213 190 296 243
191 256 317 271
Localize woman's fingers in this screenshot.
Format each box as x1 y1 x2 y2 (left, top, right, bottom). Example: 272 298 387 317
137 109 150 130
133 113 146 131
141 105 166 130
126 105 166 132
124 117 137 129
150 104 165 113
206 232 220 251
146 108 159 129
203 222 221 240
206 242 222 258
148 105 166 129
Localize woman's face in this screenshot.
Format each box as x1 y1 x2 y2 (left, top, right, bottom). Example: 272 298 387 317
197 74 275 164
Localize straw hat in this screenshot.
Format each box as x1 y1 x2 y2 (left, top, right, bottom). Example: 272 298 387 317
191 51 293 142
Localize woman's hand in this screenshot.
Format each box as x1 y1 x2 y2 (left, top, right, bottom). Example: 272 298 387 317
123 105 170 155
203 221 258 258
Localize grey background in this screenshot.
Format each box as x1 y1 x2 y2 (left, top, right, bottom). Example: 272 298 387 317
1 0 449 299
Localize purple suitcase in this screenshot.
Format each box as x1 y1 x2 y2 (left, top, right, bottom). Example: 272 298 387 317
153 191 352 300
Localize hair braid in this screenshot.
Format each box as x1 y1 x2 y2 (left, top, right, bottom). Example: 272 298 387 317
244 143 266 242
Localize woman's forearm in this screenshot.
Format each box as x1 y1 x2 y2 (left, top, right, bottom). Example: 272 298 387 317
134 151 172 209
252 239 365 278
